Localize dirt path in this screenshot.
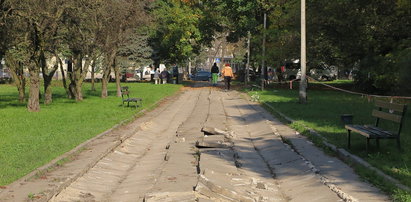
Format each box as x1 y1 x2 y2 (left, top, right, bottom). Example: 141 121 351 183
0 86 390 202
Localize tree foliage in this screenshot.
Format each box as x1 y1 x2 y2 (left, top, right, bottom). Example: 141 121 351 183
1 0 410 110
197 0 410 94
1 0 152 109
307 0 411 94
118 27 153 68
150 0 202 64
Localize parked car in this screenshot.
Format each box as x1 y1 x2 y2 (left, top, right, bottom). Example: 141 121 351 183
281 60 338 81
309 65 337 81
282 60 301 80
191 71 211 81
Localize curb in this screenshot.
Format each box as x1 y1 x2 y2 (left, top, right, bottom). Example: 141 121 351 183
261 101 411 193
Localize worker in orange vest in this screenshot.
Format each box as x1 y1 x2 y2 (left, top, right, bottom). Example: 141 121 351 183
221 63 234 90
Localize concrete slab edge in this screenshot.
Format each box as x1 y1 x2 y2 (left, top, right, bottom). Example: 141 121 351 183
261 101 411 193
4 92 177 201
143 191 197 202
196 174 255 202
268 125 358 202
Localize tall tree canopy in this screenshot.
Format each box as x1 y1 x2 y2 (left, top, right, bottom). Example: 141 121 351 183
1 0 152 110
150 0 203 65
1 0 410 111
195 0 410 94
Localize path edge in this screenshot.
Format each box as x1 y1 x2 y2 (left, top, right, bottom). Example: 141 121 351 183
1 89 184 201
260 100 410 193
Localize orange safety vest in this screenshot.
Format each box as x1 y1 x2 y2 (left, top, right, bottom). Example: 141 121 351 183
221 66 234 78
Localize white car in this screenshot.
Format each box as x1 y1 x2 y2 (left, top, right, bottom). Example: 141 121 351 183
309 65 338 81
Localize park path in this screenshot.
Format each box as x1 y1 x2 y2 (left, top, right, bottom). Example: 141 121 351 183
1 85 389 201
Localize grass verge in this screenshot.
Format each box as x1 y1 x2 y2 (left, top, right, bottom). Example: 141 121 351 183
0 82 181 185
245 83 411 201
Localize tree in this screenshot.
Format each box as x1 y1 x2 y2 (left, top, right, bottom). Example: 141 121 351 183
307 0 411 94
198 0 281 78
61 0 98 101
3 0 67 111
5 47 27 103
96 0 151 98
1 3 28 103
150 0 202 64
0 0 9 57
117 27 153 69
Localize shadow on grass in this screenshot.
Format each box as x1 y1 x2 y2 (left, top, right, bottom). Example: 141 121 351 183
0 87 120 109
0 93 27 109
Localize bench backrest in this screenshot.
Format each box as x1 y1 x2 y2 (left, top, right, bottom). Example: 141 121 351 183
373 100 407 136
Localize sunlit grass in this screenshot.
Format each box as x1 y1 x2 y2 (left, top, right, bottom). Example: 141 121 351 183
0 82 181 185
247 86 411 200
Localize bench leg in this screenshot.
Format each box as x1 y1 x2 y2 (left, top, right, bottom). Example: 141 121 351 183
347 130 351 149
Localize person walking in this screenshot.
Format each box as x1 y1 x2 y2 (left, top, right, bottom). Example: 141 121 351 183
211 63 219 86
267 68 273 84
161 68 169 84
153 69 160 84
221 63 234 90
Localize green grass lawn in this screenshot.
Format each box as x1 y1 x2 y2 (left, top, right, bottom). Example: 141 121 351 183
0 82 181 186
247 83 411 200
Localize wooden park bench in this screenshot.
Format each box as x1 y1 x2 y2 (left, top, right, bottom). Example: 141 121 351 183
120 86 142 108
345 100 407 151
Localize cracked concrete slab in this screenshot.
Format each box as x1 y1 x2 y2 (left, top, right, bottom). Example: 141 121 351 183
0 86 391 202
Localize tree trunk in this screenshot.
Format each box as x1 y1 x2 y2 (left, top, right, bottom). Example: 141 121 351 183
17 80 25 103
114 57 121 97
67 53 91 101
91 59 96 91
40 51 58 105
27 62 40 112
74 54 83 101
101 51 116 98
6 54 26 103
101 78 108 98
67 59 76 99
74 82 83 101
44 81 52 104
56 54 70 98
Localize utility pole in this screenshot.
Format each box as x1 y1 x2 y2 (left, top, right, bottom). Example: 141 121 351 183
299 0 307 103
246 31 251 86
261 12 267 90
188 58 192 78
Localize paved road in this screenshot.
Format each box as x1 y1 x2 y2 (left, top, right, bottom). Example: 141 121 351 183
1 86 389 201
